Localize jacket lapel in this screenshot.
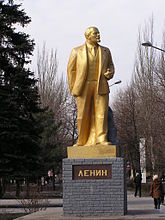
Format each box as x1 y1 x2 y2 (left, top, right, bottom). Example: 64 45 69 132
79 44 87 70
98 46 106 78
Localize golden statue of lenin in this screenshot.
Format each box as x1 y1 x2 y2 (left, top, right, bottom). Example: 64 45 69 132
67 27 115 147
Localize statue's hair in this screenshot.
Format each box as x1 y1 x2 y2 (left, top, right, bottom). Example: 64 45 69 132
84 26 98 39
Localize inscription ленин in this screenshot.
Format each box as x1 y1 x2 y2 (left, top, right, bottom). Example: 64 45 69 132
78 169 108 177
73 164 112 180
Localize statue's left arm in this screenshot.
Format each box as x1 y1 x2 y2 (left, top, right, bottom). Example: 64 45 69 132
104 49 115 80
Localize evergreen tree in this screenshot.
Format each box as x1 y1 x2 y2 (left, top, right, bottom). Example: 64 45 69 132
0 0 42 193
37 109 63 190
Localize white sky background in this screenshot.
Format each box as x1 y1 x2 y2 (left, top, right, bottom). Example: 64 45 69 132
21 0 165 104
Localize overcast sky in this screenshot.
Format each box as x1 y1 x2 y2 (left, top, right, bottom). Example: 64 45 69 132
22 0 165 103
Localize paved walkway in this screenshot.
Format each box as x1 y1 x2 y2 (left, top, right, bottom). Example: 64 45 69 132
1 191 165 219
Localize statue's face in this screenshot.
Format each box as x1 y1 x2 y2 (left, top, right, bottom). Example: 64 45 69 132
88 28 100 44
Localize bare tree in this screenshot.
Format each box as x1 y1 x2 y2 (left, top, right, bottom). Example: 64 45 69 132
36 43 78 154
133 18 162 173
113 84 140 173
37 43 59 109
113 17 165 176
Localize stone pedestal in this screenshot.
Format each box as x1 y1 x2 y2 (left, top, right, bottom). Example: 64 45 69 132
63 158 127 216
67 144 119 158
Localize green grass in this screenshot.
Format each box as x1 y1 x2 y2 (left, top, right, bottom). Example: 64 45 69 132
0 213 25 220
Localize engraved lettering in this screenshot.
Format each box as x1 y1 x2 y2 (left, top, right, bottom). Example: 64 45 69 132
102 169 108 176
84 169 89 176
73 165 111 180
78 170 83 177
96 170 101 176
90 169 96 176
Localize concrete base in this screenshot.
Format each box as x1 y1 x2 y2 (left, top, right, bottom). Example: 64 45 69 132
63 158 127 216
67 144 119 158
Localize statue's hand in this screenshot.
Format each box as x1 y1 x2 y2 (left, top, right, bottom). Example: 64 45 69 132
71 91 78 97
104 68 112 79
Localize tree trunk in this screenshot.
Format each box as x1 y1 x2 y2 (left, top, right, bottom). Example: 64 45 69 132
26 177 30 198
150 136 155 172
0 178 6 198
0 179 2 198
52 168 55 191
16 180 20 198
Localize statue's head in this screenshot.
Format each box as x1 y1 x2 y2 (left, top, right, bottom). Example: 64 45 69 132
84 26 100 44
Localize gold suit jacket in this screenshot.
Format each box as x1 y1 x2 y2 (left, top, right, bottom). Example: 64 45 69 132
67 43 115 96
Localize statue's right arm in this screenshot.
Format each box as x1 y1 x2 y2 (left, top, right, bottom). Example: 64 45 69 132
67 49 77 94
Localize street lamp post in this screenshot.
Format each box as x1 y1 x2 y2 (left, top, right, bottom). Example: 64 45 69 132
142 41 165 53
109 80 122 87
